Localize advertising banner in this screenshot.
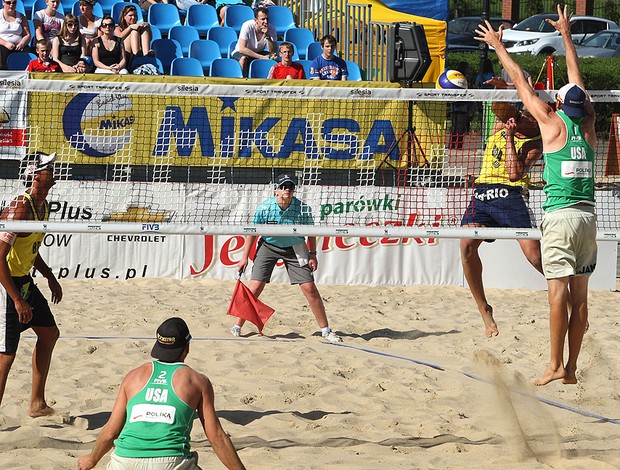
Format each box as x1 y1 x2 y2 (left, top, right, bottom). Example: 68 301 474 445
0 72 28 159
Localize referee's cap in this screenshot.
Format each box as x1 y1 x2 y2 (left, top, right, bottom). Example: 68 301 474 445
275 173 297 188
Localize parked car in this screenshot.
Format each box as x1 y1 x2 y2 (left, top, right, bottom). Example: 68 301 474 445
572 28 620 58
448 17 514 47
499 13 618 55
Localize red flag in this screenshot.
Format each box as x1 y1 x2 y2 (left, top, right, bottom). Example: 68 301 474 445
227 280 275 335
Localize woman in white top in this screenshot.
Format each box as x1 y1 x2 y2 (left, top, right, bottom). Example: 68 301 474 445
77 0 100 53
34 0 64 42
0 0 32 69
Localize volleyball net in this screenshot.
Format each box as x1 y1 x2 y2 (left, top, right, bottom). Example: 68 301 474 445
0 75 619 240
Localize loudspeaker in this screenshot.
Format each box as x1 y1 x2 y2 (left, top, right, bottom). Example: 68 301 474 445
387 22 432 83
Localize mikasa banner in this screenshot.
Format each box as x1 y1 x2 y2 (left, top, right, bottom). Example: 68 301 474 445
30 181 617 290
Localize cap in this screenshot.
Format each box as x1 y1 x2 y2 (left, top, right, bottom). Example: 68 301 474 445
557 83 586 118
22 152 57 177
275 173 297 187
79 56 94 70
151 317 192 362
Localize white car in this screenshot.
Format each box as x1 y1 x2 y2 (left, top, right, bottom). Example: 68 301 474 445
499 13 618 55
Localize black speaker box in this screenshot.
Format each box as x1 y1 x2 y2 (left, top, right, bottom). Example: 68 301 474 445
387 22 432 83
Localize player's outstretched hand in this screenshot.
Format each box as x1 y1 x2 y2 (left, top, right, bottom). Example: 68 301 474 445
474 20 504 49
546 4 572 36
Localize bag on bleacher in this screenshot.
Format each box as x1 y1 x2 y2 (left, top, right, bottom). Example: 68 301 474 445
133 64 161 75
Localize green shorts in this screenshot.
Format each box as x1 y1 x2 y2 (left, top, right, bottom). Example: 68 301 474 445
541 205 597 279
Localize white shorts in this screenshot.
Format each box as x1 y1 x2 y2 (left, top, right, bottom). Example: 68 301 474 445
108 452 200 470
541 205 597 279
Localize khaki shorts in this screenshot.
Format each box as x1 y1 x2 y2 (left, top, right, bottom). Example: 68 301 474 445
108 452 200 470
541 205 597 279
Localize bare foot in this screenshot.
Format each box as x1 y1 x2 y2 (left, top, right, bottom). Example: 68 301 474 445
562 366 577 385
28 405 55 418
534 365 566 386
480 304 499 337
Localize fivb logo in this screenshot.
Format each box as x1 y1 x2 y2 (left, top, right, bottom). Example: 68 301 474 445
62 93 134 157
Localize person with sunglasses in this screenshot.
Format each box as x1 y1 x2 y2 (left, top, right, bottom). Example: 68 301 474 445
0 0 32 69
92 15 127 74
114 4 153 62
33 0 64 43
231 174 342 343
52 14 86 72
0 152 63 418
77 0 101 54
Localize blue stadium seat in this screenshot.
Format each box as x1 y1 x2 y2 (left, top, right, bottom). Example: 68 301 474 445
266 6 295 39
7 51 36 70
283 28 314 60
60 0 74 14
297 59 311 79
150 24 162 44
72 0 103 17
209 57 242 78
97 0 120 16
148 3 182 36
151 38 182 73
15 0 26 17
248 58 276 78
130 55 164 74
207 26 237 58
223 4 253 35
188 39 220 74
170 57 204 76
21 0 36 18
112 1 144 24
306 41 322 61
345 60 362 81
185 4 218 38
169 25 199 56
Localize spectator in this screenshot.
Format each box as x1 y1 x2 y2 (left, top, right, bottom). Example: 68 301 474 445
52 14 86 72
77 0 101 54
34 0 64 42
309 34 347 80
26 38 61 71
475 58 495 89
114 4 153 62
0 0 32 70
92 15 127 73
215 0 245 26
176 0 213 13
268 41 304 79
231 6 276 78
449 61 474 149
139 0 168 14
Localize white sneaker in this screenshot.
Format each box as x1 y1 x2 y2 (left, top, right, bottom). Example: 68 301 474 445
230 325 241 337
322 330 342 343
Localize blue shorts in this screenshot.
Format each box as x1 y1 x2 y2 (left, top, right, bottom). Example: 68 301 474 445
461 184 534 228
0 275 56 354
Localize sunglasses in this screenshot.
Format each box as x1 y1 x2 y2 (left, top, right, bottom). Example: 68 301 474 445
4 1 17 5
279 184 295 190
101 23 114 27
66 22 77 26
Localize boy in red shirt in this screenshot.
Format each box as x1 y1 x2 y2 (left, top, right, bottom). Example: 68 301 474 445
267 42 305 80
26 39 61 73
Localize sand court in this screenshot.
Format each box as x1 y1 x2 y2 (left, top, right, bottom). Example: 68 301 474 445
1 278 619 469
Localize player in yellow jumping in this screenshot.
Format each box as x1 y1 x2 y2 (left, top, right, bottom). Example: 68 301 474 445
460 83 544 337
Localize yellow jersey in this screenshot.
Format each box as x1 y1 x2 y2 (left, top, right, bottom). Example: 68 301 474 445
6 193 48 277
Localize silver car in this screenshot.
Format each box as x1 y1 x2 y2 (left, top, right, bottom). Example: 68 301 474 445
572 28 620 57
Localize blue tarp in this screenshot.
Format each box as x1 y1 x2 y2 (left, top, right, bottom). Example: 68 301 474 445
379 0 449 21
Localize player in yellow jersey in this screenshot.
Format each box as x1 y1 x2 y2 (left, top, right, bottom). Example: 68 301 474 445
460 81 544 337
0 152 62 416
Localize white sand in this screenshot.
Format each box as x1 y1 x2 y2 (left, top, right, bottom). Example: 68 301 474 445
1 278 620 469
